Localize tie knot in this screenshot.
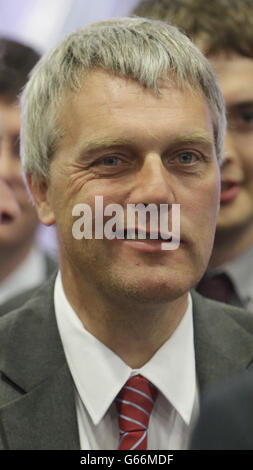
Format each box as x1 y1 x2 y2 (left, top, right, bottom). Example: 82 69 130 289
115 375 158 450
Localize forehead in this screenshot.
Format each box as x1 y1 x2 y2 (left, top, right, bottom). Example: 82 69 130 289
209 53 253 104
57 69 214 147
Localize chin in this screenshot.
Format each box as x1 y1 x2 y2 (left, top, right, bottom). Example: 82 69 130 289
107 275 191 305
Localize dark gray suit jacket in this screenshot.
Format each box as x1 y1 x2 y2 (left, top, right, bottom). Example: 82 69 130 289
0 277 253 450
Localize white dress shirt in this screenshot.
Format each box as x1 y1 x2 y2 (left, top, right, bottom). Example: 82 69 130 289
0 247 47 304
54 271 199 450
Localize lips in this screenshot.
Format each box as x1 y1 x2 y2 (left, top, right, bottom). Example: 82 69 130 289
112 228 180 253
120 228 173 241
220 180 241 203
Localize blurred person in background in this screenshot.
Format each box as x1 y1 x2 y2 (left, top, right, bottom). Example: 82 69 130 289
0 38 57 308
0 178 20 224
133 0 253 313
190 370 253 449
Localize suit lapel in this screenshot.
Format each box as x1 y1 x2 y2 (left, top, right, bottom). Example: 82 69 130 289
192 290 253 391
0 275 80 449
0 363 80 450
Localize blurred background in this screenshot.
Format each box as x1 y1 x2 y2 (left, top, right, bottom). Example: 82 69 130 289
0 0 140 52
0 0 140 256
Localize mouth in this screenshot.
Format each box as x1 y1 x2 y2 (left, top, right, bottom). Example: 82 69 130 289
112 228 179 253
120 228 173 241
220 181 241 204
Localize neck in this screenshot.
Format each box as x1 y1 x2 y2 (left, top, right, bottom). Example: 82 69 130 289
0 242 35 283
60 265 188 369
209 222 253 268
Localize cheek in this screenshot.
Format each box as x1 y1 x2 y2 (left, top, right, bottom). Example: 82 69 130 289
13 183 31 209
231 135 253 174
9 162 25 187
244 154 253 179
184 180 220 234
66 171 101 197
206 170 221 207
188 175 220 208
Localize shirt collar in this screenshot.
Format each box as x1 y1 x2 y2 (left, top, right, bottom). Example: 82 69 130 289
54 271 196 426
138 294 195 424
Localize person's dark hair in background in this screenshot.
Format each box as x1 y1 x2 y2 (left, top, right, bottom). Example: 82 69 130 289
134 0 253 57
0 38 57 307
133 0 253 313
0 38 40 101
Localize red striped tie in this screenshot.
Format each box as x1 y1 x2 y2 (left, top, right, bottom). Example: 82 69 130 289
115 375 158 450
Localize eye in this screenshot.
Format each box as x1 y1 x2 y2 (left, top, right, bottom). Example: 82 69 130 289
227 106 253 132
90 154 128 173
100 156 120 166
241 111 253 123
177 152 198 164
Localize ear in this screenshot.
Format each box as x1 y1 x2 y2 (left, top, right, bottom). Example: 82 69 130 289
26 174 56 226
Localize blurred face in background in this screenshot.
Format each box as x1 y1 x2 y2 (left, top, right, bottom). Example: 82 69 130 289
0 178 20 224
209 53 253 236
0 98 38 253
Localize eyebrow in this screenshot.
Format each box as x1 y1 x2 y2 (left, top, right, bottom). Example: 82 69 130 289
79 137 133 157
171 132 214 147
78 131 214 159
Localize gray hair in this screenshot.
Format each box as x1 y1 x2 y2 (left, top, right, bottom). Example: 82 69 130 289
20 17 226 180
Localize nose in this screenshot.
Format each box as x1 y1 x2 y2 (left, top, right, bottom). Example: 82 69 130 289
222 131 239 169
129 153 176 206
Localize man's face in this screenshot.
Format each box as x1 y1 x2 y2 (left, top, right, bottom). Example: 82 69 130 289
41 70 220 303
0 99 38 251
209 54 253 234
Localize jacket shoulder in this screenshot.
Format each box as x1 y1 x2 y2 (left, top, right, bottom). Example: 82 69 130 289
0 287 41 318
192 288 253 332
